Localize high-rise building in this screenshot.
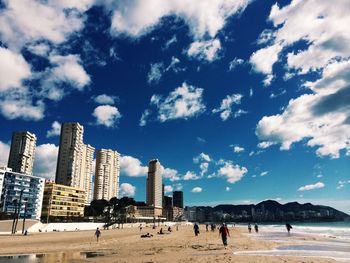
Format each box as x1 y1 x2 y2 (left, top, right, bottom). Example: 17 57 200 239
173 191 183 208
8 131 37 174
93 149 120 201
146 159 162 208
55 122 94 204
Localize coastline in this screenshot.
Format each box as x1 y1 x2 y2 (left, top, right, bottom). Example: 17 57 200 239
0 224 348 262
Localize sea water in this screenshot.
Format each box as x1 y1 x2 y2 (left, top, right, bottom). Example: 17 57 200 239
234 222 350 262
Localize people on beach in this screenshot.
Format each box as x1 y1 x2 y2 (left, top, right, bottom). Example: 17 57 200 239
219 223 230 249
254 223 259 233
286 223 292 234
206 224 209 232
248 223 252 233
158 228 164 235
141 233 153 238
95 227 101 242
193 223 200 236
211 224 215 232
168 226 172 232
139 224 142 232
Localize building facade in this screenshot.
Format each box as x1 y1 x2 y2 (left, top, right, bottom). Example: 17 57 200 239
94 149 120 200
0 167 45 220
8 131 37 175
146 159 162 208
55 122 94 205
173 191 183 208
41 182 85 221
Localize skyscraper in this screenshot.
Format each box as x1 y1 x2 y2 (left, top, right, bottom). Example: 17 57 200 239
173 191 183 208
146 159 162 207
55 122 95 204
8 131 37 174
93 149 120 201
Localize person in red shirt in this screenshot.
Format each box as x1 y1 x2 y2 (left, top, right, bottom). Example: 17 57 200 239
219 223 230 249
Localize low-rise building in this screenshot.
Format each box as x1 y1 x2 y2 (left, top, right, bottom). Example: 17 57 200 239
41 182 86 221
0 166 45 220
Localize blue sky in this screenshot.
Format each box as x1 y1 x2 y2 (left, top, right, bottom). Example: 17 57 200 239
0 0 349 213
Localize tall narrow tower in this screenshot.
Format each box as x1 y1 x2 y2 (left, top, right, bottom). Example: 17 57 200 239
146 159 162 207
8 131 37 174
55 122 94 204
94 149 120 200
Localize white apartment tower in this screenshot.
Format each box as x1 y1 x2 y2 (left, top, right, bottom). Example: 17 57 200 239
8 131 37 174
55 122 95 204
146 159 162 207
94 149 120 200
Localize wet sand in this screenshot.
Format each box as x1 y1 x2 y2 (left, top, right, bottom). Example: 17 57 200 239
0 225 340 262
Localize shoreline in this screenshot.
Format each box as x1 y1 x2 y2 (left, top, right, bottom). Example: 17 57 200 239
0 225 347 262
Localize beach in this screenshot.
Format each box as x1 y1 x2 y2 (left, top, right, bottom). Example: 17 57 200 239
0 224 348 263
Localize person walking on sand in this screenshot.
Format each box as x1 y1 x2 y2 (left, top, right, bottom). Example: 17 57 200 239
95 227 101 242
254 223 259 233
193 223 200 236
248 223 252 233
219 223 230 249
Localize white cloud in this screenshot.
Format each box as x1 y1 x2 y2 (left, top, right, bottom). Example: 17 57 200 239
164 185 174 193
187 38 221 62
27 43 51 57
163 35 177 49
139 109 151 127
225 186 231 191
183 171 200 181
336 180 350 190
0 97 45 121
191 187 202 193
161 166 181 181
193 152 211 163
93 94 118 105
147 62 164 84
173 183 183 191
46 121 61 138
0 141 10 166
260 171 269 177
120 155 148 177
33 144 59 179
232 145 245 153
250 42 282 75
212 94 243 121
109 0 250 40
120 183 136 197
199 162 209 176
298 182 325 192
150 82 206 122
217 161 247 184
196 137 206 144
228 58 244 71
257 141 276 149
0 47 31 92
92 105 122 128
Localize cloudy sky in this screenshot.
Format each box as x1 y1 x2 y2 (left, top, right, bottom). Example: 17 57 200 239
0 0 349 213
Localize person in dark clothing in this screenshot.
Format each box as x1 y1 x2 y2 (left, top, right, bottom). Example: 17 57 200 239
248 223 252 233
193 223 200 236
286 223 292 234
254 223 259 233
219 223 230 249
95 228 101 242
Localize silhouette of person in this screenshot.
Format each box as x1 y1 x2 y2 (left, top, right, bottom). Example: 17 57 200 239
219 223 230 249
193 223 200 236
254 223 259 233
286 223 292 234
95 228 101 242
248 223 252 233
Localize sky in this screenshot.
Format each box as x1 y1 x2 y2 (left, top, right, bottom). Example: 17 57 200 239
0 0 349 213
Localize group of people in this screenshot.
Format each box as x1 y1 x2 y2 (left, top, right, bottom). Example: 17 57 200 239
194 223 230 249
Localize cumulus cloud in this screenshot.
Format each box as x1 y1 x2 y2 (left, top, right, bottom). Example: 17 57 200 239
163 35 177 50
120 183 136 197
260 171 269 177
46 121 61 138
253 0 350 158
147 62 165 84
191 187 202 193
139 109 152 127
336 180 350 190
228 58 244 71
92 105 122 128
298 182 325 192
0 141 10 166
183 171 200 181
33 144 59 179
193 152 211 163
164 185 174 193
150 82 205 122
120 155 148 177
212 94 243 121
232 145 245 153
199 162 209 176
216 161 248 184
161 166 181 181
93 94 119 105
187 38 221 62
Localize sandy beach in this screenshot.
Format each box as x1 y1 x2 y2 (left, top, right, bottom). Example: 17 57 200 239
0 225 343 263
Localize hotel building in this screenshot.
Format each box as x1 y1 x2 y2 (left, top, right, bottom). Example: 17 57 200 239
55 122 94 204
173 191 184 208
146 159 162 208
7 131 37 175
41 182 85 220
0 167 45 220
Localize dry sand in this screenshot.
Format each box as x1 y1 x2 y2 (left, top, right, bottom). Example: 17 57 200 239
0 225 339 262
